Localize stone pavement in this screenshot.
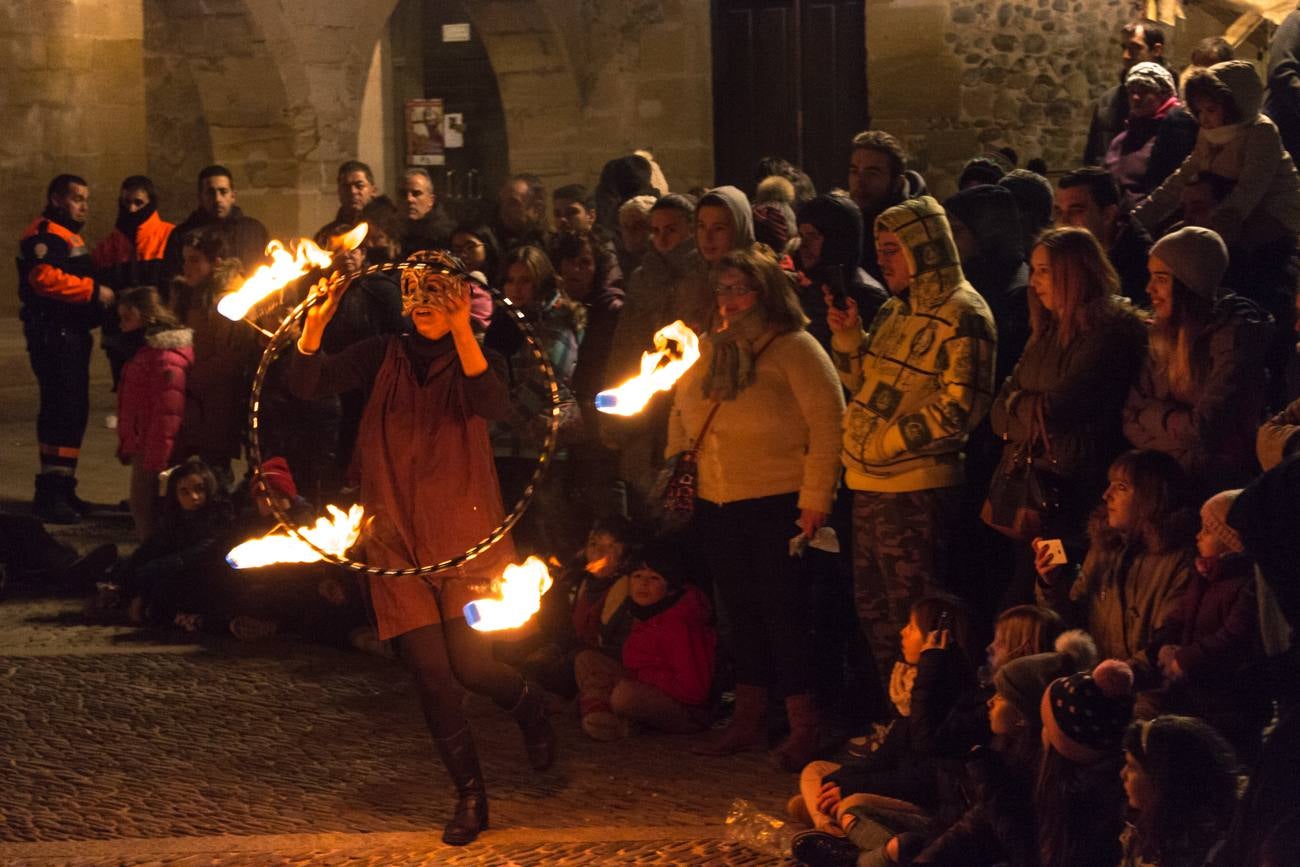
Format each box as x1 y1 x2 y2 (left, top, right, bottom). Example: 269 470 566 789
0 321 799 865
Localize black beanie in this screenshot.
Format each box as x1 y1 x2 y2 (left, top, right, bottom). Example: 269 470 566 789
635 536 689 589
943 183 1025 265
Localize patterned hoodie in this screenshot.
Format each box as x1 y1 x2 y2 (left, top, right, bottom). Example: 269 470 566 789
831 196 996 493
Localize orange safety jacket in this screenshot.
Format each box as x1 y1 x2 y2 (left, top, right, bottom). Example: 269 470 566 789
17 212 98 326
92 210 175 291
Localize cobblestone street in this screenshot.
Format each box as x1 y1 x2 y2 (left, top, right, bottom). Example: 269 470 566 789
0 322 794 865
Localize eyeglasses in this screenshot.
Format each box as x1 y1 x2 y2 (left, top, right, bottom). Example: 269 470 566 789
714 284 756 298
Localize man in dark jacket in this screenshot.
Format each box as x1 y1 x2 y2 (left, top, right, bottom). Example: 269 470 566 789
18 174 111 523
1054 167 1153 307
162 165 270 283
398 168 455 256
1084 21 1168 165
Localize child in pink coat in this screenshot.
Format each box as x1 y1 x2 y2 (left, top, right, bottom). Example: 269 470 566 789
116 286 192 540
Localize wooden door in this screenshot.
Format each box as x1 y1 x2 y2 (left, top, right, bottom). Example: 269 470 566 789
711 0 868 193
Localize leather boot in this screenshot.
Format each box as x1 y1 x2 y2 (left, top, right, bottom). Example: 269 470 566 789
774 693 821 772
432 726 488 845
693 684 768 755
32 473 81 525
509 683 556 771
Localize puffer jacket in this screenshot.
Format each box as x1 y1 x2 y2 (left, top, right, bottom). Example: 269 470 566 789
621 585 716 707
1123 293 1273 485
991 304 1147 512
117 327 194 472
832 196 997 493
1037 528 1194 677
1135 60 1300 248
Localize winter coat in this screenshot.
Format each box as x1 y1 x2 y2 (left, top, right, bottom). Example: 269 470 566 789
288 332 516 641
793 192 889 353
1123 294 1273 486
485 293 583 459
621 585 717 707
911 745 1040 867
570 281 626 436
1266 9 1300 163
117 327 194 472
172 263 262 461
1037 531 1193 676
1138 61 1300 249
991 305 1147 517
320 270 406 355
832 196 997 494
667 327 846 514
92 208 174 292
163 206 269 284
1105 98 1198 206
400 206 457 257
1149 553 1261 683
1085 81 1130 166
17 208 98 327
1110 216 1155 308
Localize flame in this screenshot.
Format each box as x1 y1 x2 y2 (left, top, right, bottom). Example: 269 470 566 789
216 223 368 321
226 504 366 569
463 556 555 632
584 556 609 575
594 320 700 416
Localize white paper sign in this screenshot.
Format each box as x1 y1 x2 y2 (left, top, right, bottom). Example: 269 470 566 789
442 23 471 42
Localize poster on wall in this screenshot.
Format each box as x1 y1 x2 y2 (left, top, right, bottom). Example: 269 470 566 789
406 98 446 166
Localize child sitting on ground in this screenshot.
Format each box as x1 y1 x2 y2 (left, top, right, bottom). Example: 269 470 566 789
573 538 716 740
1143 488 1268 760
1118 715 1241 867
789 597 979 854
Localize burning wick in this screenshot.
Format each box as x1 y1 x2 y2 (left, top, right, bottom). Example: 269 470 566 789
226 504 366 569
594 320 700 416
464 556 555 632
216 223 368 322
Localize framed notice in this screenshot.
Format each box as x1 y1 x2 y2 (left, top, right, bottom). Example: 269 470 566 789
406 98 446 166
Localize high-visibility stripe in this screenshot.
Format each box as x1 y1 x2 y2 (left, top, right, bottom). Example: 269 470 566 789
39 444 81 458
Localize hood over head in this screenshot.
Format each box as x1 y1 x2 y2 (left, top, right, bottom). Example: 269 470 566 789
943 183 1025 267
874 195 967 306
797 193 865 275
1208 59 1264 122
698 185 756 250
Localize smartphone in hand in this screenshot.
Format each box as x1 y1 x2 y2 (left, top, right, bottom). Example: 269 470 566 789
1037 538 1067 566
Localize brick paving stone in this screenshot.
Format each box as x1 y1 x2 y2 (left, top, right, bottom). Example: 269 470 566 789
0 595 799 864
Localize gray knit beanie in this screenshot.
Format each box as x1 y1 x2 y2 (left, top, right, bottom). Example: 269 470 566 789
1126 61 1176 98
1149 226 1229 301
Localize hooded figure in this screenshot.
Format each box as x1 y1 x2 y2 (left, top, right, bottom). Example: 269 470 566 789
794 193 888 352
1136 60 1300 248
832 195 998 492
675 185 756 331
594 155 656 235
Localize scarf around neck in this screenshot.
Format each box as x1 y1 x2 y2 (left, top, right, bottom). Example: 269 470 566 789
700 306 772 401
1201 122 1244 146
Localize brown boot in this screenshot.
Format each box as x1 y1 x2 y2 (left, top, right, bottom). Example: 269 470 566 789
693 684 768 755
773 693 821 772
432 726 488 845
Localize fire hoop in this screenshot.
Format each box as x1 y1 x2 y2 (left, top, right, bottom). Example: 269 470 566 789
244 254 560 576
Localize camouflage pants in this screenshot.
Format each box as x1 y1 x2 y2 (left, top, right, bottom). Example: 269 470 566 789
851 487 960 691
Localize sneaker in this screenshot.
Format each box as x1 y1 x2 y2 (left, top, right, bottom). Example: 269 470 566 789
104 414 118 430
581 708 628 741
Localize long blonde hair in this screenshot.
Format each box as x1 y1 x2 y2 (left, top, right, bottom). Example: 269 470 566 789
1148 281 1214 400
1032 228 1121 347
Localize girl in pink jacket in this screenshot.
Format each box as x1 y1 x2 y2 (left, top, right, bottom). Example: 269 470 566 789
116 286 192 539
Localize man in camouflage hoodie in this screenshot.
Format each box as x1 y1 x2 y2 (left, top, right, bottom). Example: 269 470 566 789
827 195 997 690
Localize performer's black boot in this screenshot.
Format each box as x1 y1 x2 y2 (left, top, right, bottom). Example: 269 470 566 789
509 683 556 771
433 726 488 845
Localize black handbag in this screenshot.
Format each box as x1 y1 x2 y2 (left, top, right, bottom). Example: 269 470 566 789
981 396 1063 541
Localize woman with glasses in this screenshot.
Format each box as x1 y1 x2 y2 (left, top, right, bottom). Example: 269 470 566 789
448 224 502 291
670 244 845 771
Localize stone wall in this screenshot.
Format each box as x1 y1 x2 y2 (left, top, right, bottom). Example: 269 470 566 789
0 0 146 316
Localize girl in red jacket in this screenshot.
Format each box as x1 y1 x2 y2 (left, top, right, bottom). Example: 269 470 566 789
116 286 192 539
574 538 717 740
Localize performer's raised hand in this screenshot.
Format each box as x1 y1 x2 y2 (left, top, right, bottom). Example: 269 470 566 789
298 275 344 354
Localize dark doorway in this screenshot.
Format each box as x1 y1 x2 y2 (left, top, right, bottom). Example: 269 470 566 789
711 0 868 194
388 0 509 223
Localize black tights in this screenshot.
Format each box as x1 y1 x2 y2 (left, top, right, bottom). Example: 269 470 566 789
396 617 525 739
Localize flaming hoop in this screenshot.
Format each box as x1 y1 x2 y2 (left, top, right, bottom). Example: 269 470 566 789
241 250 561 577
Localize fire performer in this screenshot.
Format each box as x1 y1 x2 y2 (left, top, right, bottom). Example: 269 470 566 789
288 261 556 846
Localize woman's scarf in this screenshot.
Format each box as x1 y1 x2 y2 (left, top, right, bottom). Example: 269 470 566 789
889 660 918 718
699 306 772 401
1201 122 1244 147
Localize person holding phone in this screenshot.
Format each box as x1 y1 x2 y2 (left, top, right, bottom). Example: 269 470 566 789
793 192 887 353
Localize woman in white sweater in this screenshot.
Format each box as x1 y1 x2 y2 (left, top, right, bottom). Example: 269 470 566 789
672 244 845 771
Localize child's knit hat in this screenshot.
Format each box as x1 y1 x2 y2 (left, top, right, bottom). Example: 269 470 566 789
994 630 1098 725
1200 488 1245 554
1040 659 1135 764
257 457 298 500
